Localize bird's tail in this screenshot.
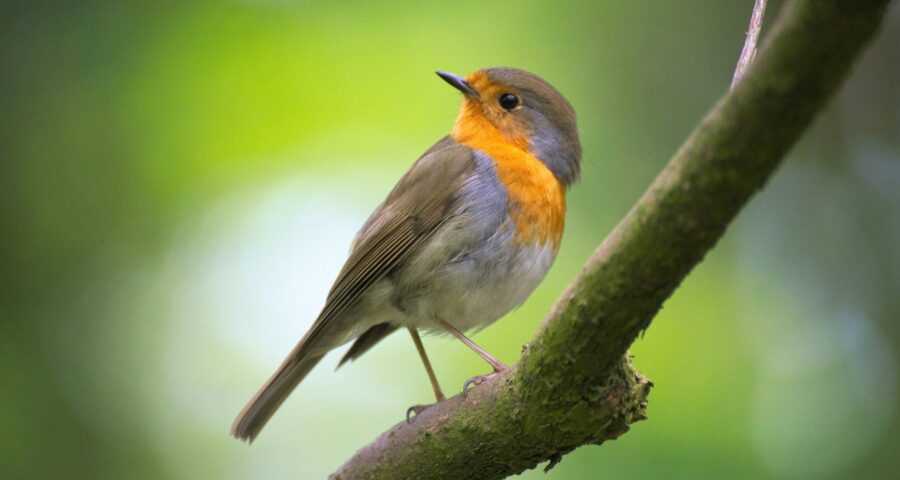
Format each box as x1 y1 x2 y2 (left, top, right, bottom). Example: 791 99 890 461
231 352 324 442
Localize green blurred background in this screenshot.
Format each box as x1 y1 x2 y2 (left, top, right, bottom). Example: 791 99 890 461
2 1 898 479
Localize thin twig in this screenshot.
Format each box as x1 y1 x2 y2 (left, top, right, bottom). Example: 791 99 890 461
732 0 768 89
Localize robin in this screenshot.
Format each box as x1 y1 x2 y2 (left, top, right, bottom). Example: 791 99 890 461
232 67 581 442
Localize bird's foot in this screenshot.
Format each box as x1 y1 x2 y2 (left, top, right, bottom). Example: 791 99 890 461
462 363 508 398
405 403 434 424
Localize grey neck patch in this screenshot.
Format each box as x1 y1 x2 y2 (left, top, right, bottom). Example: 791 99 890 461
528 112 581 185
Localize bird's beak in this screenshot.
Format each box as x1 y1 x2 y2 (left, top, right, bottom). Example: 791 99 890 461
436 71 479 98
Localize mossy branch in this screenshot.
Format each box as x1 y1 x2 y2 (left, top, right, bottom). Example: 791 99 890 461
331 1 892 478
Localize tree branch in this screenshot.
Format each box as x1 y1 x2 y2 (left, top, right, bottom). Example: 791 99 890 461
331 1 891 478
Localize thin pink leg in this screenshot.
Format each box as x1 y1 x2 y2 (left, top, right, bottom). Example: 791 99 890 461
434 318 507 372
407 327 445 402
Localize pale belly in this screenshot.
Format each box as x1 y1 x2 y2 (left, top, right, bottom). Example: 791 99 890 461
351 221 558 335
331 231 557 347
415 239 556 333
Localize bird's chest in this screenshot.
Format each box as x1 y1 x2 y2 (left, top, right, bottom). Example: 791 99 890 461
405 149 565 331
490 148 567 250
385 144 567 332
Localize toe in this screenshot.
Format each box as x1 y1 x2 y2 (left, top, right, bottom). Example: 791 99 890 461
462 373 494 398
406 404 432 423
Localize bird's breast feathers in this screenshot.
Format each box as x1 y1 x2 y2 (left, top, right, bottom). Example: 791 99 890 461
452 115 567 251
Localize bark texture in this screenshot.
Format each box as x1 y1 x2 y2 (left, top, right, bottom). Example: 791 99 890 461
332 1 892 478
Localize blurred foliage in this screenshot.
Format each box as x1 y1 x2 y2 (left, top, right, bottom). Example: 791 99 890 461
1 1 897 479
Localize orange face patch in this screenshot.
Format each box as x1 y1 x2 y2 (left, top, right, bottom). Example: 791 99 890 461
450 71 566 250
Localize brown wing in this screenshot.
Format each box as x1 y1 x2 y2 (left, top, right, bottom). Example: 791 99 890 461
305 136 472 350
231 137 475 441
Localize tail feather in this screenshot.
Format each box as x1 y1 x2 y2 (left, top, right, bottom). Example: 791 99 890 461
337 322 397 369
231 353 324 442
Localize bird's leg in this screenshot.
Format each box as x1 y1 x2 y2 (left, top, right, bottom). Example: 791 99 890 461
406 326 445 423
408 326 445 402
434 317 507 396
435 317 507 371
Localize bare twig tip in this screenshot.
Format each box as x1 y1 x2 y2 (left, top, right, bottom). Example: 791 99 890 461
731 0 768 90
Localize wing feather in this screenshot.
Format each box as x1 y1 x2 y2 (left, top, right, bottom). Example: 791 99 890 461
298 138 474 356
232 138 477 441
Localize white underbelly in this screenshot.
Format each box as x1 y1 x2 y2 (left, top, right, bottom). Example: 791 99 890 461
411 238 557 333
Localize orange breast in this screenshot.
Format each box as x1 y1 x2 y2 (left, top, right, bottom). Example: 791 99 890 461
452 102 566 250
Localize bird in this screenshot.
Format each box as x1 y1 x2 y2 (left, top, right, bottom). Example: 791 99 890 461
231 67 581 442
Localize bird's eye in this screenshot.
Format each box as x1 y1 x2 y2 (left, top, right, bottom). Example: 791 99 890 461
498 93 519 110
